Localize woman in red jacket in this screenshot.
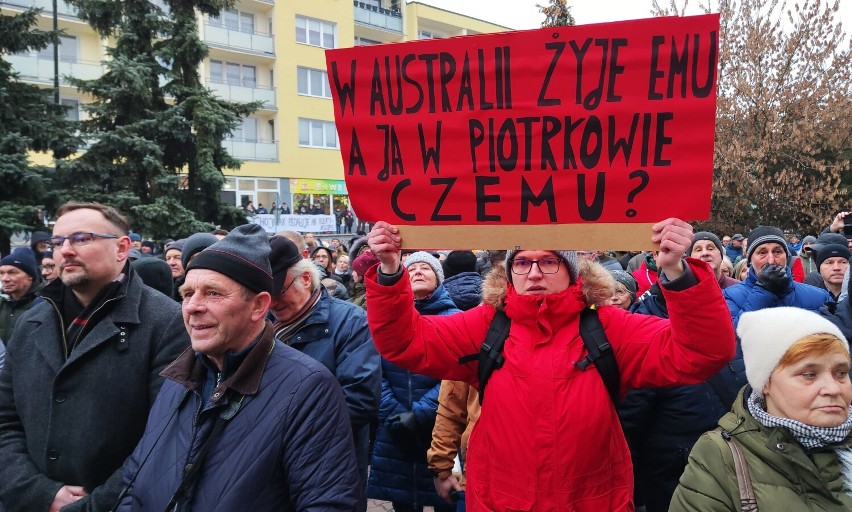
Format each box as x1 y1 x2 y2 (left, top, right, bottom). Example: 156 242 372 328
364 218 736 512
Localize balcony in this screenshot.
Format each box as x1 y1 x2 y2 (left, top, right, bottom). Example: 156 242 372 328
204 23 274 56
7 54 102 85
354 1 402 33
207 80 276 109
222 139 277 161
1 0 78 18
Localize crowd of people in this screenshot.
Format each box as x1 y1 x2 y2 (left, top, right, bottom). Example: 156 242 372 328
0 202 851 511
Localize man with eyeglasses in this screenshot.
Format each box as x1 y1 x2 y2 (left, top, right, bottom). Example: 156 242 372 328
268 235 380 512
40 251 60 283
363 218 735 511
0 202 189 512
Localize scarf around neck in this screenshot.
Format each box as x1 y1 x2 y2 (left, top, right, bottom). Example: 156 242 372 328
748 390 852 450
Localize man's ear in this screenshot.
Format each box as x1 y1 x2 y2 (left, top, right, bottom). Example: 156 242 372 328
116 236 132 262
252 292 272 321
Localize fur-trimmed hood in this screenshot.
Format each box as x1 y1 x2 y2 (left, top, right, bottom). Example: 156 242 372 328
482 259 615 310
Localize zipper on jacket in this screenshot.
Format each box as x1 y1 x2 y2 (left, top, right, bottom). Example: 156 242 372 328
70 296 120 350
44 298 70 360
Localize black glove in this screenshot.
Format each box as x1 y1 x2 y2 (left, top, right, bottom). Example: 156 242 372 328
387 412 422 456
388 411 418 434
756 264 790 295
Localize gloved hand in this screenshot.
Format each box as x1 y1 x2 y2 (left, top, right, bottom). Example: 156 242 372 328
387 411 421 455
388 411 418 434
756 264 790 295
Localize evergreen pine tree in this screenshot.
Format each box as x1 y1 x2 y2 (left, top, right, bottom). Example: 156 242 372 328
0 9 78 255
61 0 258 239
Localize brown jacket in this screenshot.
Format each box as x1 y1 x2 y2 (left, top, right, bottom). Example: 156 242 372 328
426 380 481 485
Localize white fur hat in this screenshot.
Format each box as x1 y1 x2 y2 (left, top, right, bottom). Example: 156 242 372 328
738 307 849 396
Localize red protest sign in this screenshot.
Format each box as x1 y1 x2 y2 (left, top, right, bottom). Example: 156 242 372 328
326 14 718 230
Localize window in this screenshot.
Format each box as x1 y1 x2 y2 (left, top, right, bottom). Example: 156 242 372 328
418 30 443 40
212 8 256 34
296 15 336 49
230 117 259 142
354 36 380 46
210 60 257 87
297 67 331 98
61 99 79 121
298 118 338 149
225 178 280 210
38 35 77 62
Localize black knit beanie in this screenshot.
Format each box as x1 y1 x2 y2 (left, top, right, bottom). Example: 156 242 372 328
815 244 852 269
442 250 477 279
746 226 790 264
181 233 220 270
186 224 272 293
269 236 303 295
0 247 38 281
689 231 724 255
131 258 174 298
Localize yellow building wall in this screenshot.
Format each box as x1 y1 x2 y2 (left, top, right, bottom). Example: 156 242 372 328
13 0 512 187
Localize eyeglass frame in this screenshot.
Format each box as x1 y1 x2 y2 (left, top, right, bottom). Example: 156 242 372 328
278 275 298 296
510 257 562 275
39 264 57 271
49 232 119 248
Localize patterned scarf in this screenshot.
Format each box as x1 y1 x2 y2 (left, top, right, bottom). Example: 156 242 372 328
272 287 321 345
748 390 852 450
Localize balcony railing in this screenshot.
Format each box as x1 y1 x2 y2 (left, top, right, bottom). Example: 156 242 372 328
353 1 402 33
204 23 274 55
8 54 103 84
222 139 277 161
207 79 276 109
1 0 78 17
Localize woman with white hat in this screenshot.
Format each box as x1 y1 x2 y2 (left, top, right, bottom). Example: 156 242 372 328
671 307 852 510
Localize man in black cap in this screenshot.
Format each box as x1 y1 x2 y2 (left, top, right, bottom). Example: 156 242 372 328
803 232 849 287
441 250 482 311
117 224 361 510
0 247 42 343
812 244 851 301
268 235 380 511
725 233 745 263
724 225 832 327
29 231 51 262
39 250 60 283
689 231 739 289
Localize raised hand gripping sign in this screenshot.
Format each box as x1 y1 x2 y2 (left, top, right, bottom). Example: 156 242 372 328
326 14 718 249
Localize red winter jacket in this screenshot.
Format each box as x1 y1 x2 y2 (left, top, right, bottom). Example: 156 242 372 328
365 259 734 511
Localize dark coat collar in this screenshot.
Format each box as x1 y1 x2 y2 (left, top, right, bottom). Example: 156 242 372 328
161 322 275 400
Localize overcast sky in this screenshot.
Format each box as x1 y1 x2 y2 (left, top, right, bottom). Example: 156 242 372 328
414 0 850 33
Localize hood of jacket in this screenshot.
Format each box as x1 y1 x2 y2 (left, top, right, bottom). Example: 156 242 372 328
481 259 615 311
414 283 460 316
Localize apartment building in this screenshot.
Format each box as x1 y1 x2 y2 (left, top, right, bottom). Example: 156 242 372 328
1 0 510 219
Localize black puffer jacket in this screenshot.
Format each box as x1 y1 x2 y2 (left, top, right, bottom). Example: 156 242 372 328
618 285 741 512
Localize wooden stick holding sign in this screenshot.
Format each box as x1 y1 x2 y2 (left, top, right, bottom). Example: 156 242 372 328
396 225 655 251
326 14 718 250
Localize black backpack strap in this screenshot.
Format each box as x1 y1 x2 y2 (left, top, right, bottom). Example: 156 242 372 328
576 307 621 405
461 309 511 405
165 394 245 510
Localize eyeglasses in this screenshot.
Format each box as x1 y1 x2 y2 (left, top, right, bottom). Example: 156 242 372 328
50 232 118 248
511 258 561 275
39 264 56 271
278 276 297 296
